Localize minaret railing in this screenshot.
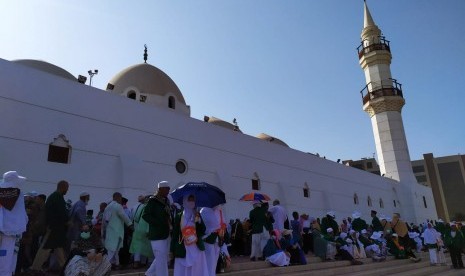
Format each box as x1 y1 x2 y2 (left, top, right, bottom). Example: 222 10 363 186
357 36 391 59
360 78 403 105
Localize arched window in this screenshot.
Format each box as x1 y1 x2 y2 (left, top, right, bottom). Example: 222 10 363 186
353 193 359 205
127 90 137 100
367 196 372 207
303 182 310 198
252 172 260 190
379 198 384 209
168 96 176 109
48 134 71 164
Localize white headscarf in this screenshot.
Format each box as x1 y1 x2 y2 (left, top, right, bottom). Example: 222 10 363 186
0 172 28 235
182 194 196 227
179 194 202 267
200 205 222 236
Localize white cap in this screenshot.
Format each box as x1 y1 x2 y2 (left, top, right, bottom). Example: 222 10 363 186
326 228 333 233
352 211 361 219
361 229 367 234
80 192 90 197
327 211 335 218
370 232 382 240
2 171 26 183
158 181 170 189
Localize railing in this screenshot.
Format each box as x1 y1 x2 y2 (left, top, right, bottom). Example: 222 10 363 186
357 36 391 59
360 79 403 105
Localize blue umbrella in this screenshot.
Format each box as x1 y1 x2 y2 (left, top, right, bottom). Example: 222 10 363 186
170 182 226 208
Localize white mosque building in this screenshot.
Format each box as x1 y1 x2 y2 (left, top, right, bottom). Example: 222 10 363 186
0 3 437 223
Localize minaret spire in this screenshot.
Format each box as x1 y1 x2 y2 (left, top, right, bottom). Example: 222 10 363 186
363 0 376 28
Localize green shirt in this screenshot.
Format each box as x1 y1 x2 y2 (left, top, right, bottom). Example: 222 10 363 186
142 196 171 240
371 216 383 232
352 218 368 232
249 206 267 234
321 217 339 236
444 230 465 249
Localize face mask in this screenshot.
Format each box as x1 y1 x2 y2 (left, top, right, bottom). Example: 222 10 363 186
186 201 195 209
80 231 91 239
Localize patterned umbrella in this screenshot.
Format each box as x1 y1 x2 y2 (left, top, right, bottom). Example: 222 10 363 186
239 192 271 202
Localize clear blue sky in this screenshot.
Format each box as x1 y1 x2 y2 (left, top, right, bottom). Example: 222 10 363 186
1 0 463 161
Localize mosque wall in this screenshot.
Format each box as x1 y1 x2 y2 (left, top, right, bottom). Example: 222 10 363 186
0 58 436 223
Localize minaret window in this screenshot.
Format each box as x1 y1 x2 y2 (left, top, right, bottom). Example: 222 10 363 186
423 196 428 208
48 134 71 164
379 198 384 209
393 200 397 207
168 96 176 109
367 196 372 207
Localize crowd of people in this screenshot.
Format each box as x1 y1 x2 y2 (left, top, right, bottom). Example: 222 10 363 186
1 170 465 276
228 200 465 270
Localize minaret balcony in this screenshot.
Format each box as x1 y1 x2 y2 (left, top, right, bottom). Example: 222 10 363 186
360 79 403 105
357 37 391 59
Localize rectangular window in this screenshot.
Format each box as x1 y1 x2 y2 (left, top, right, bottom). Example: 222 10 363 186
367 162 373 169
303 188 309 198
423 196 428 208
48 145 70 164
252 179 260 190
415 175 427 183
393 200 397 207
412 165 425 173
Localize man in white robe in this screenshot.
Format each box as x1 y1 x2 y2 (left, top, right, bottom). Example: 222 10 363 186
0 171 28 275
102 192 133 268
422 222 441 265
268 199 288 232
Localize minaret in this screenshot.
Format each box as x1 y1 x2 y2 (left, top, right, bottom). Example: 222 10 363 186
358 2 421 220
358 1 414 183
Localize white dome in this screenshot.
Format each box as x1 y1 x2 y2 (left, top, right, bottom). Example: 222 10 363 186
13 59 76 81
205 116 242 133
256 133 289 147
107 63 186 105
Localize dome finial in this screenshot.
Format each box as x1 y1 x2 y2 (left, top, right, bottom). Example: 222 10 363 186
143 44 148 63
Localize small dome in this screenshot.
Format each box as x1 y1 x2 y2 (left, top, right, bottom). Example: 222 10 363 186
205 116 242 133
13 59 76 81
256 133 289 147
107 63 186 105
